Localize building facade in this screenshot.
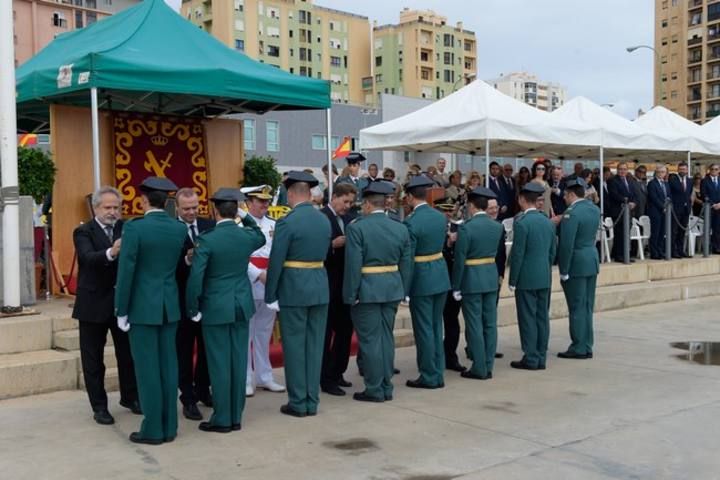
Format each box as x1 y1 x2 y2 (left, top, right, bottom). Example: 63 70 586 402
654 0 720 123
372 8 477 103
180 0 371 105
12 0 138 67
487 72 566 112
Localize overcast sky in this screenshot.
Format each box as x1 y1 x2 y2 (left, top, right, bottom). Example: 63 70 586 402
168 0 654 119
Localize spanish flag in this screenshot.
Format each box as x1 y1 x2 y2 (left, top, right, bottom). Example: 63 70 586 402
332 136 352 160
18 134 38 147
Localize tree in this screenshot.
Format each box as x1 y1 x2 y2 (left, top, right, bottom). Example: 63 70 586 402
11 147 57 202
242 155 282 190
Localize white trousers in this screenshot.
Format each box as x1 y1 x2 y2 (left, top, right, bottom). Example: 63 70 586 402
247 299 277 386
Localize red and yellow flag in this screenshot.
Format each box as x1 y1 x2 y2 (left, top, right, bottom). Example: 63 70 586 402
18 134 38 147
332 136 352 160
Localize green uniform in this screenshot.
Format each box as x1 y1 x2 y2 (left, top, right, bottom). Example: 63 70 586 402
265 202 331 415
452 212 503 377
343 211 412 400
114 210 187 441
508 209 556 369
558 199 601 356
186 217 266 428
404 203 451 386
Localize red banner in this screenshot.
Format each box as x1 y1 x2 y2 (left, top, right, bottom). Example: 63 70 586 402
113 113 209 216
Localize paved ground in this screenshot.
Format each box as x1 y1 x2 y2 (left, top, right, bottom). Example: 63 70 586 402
2 297 720 480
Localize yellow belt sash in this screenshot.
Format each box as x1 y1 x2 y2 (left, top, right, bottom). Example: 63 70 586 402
283 261 324 269
361 265 399 274
414 252 443 263
464 257 494 266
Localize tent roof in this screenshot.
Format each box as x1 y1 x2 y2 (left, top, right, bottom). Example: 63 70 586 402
359 80 601 158
701 113 720 138
16 0 330 132
634 106 716 156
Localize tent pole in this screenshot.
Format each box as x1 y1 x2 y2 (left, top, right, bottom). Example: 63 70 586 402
484 138 490 188
91 87 101 191
599 146 604 216
326 108 333 200
0 0 21 309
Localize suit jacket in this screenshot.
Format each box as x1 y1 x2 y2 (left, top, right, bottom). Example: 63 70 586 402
343 212 412 304
176 217 215 319
452 213 503 294
186 217 266 324
669 174 693 215
701 175 720 205
550 178 566 215
647 178 670 219
72 219 123 323
631 178 648 218
489 176 513 219
265 202 332 307
558 199 600 278
607 175 636 219
509 210 556 290
321 205 350 301
114 211 188 324
404 203 451 297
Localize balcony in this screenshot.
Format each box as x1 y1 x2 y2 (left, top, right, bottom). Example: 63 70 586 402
689 53 704 64
709 70 720 80
688 94 702 103
708 91 720 99
688 36 703 46
706 109 720 118
689 0 703 9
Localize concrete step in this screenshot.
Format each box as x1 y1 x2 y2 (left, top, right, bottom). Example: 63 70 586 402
53 329 113 352
0 315 52 355
78 367 119 393
0 350 78 399
70 346 118 372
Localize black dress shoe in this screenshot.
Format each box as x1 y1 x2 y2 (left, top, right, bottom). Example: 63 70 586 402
353 392 384 403
119 399 142 415
384 394 393 401
197 392 213 408
321 384 346 396
672 254 682 259
446 363 467 372
587 352 593 359
280 404 306 418
93 409 115 425
557 351 589 359
406 378 438 389
129 432 163 445
232 423 241 431
460 371 491 380
164 436 175 443
510 360 538 370
393 367 401 374
494 352 504 359
183 403 203 421
307 411 317 417
199 422 232 433
337 378 352 388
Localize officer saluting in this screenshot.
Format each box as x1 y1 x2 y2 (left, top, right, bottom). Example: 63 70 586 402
557 178 600 360
452 187 504 380
114 177 188 445
508 182 556 371
404 174 451 389
265 171 332 418
343 181 412 402
186 188 266 433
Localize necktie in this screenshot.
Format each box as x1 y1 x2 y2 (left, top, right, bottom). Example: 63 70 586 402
682 176 686 192
623 177 628 191
661 181 666 197
105 225 114 243
714 177 718 187
337 214 344 235
189 224 198 242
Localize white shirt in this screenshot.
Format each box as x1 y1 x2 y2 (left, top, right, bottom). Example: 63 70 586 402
247 213 275 300
95 217 117 262
523 207 538 213
414 201 428 210
179 217 198 243
473 211 488 217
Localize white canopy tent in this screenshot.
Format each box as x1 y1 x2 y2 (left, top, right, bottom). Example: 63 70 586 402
634 106 719 161
700 114 720 155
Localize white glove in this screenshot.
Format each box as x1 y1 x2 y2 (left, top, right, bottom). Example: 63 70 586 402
402 296 410 306
191 312 202 322
237 208 248 219
452 291 462 301
117 315 130 332
267 301 280 312
560 274 570 282
508 285 516 293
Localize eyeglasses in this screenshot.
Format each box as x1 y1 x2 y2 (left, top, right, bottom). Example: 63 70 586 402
536 167 546 171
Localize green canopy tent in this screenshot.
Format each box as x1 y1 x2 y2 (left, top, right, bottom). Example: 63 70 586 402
16 0 333 189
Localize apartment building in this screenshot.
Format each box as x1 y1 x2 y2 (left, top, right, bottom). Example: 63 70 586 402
372 8 477 102
487 72 566 112
180 0 371 104
12 0 138 66
655 0 720 122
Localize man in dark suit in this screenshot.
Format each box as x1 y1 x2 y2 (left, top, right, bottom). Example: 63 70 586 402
175 187 215 421
320 182 357 396
607 162 637 262
549 166 567 216
72 186 139 425
669 162 693 258
647 165 670 260
701 164 720 253
601 167 612 216
631 165 648 219
502 163 517 217
488 162 511 220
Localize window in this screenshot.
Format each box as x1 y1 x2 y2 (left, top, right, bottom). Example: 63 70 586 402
299 48 307 61
267 45 280 57
312 135 327 150
375 73 382 83
85 0 96 8
86 11 97 25
235 39 244 51
375 56 382 67
52 12 67 28
266 121 279 152
710 4 720 22
331 56 341 67
661 19 668 27
443 69 454 83
75 11 83 28
671 71 678 80
420 51 429 62
443 33 454 47
443 52 453 65
243 119 255 151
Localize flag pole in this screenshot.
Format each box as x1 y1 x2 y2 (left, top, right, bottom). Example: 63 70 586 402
326 108 333 200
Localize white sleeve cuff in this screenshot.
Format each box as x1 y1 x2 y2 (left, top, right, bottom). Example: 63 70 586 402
105 248 115 262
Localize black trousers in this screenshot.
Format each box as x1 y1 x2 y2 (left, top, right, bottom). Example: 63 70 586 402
611 216 628 260
442 292 462 366
673 209 690 256
176 317 210 405
321 297 353 386
78 320 137 412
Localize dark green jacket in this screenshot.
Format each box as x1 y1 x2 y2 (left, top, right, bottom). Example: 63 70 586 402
558 199 601 278
343 211 412 304
186 217 266 325
114 210 187 324
404 203 450 296
452 213 503 294
336 175 370 203
509 209 556 291
265 202 332 307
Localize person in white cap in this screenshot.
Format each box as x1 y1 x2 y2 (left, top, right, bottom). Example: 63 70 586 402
241 185 286 396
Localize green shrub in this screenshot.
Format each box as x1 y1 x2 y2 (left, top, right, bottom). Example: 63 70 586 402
242 155 281 190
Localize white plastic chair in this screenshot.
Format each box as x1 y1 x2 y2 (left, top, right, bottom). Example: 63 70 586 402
686 216 703 257
629 216 651 260
502 218 514 256
600 217 614 263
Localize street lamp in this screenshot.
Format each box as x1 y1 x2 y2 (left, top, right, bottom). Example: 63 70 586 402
626 45 663 106
453 73 477 92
